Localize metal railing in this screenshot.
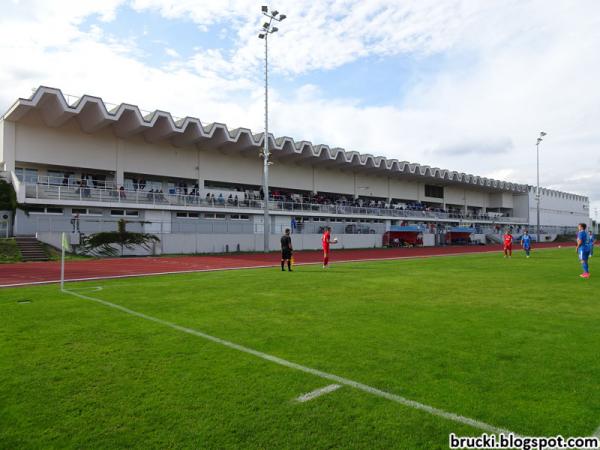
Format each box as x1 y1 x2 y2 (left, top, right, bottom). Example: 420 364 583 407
22 183 528 223
33 175 115 190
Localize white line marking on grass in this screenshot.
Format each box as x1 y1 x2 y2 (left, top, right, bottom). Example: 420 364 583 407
63 288 517 436
594 424 600 437
0 246 563 288
296 384 342 402
67 286 103 292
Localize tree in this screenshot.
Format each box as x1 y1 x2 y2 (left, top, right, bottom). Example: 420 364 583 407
0 179 34 235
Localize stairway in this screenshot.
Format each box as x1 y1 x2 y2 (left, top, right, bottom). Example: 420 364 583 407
15 236 49 261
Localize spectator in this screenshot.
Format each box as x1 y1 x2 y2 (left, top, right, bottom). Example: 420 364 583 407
119 186 126 199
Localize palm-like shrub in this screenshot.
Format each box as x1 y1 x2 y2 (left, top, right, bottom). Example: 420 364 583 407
82 219 160 257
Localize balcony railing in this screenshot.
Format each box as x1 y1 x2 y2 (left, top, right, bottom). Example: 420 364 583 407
34 175 116 190
22 183 527 224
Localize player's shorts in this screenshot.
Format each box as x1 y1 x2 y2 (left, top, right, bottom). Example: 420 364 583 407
281 249 292 260
578 248 590 261
503 244 512 250
523 245 531 250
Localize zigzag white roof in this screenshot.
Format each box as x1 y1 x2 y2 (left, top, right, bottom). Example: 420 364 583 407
3 86 529 192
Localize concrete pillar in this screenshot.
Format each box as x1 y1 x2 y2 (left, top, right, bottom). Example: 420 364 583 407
115 138 124 186
0 120 16 173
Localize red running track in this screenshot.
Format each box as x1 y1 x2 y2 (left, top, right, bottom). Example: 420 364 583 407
0 243 565 288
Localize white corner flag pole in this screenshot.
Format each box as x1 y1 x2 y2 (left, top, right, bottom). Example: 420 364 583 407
60 232 66 291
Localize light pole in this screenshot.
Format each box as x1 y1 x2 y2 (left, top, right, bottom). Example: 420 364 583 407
258 6 286 252
535 131 547 242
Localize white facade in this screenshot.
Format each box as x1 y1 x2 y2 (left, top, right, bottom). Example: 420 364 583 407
525 187 589 230
0 86 591 249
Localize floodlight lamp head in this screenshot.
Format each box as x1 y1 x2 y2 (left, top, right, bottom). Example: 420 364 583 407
271 10 279 16
271 26 278 32
279 14 286 20
262 5 268 12
258 33 265 39
263 22 270 29
537 137 543 144
540 131 547 137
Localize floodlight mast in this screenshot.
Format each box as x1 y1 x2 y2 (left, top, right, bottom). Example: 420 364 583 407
535 131 547 242
257 6 285 252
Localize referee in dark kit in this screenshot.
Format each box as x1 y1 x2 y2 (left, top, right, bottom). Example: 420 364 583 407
280 228 293 272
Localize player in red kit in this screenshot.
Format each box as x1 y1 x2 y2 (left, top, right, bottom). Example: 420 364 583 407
503 230 513 258
322 226 333 268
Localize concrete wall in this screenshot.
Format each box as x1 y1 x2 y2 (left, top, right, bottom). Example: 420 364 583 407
528 190 589 228
315 168 355 195
16 114 117 172
488 192 514 209
37 231 383 256
444 185 466 206
389 179 419 201
512 194 529 220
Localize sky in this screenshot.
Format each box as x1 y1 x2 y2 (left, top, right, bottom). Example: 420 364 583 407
0 0 598 218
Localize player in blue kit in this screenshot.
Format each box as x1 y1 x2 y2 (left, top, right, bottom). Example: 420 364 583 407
521 230 532 258
576 223 590 279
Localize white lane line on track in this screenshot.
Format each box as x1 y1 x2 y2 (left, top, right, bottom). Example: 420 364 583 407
0 247 561 288
62 288 517 436
296 384 342 402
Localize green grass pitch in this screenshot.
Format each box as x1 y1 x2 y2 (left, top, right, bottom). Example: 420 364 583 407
1 248 598 449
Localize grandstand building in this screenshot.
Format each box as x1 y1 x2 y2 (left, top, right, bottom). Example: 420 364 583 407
0 87 590 253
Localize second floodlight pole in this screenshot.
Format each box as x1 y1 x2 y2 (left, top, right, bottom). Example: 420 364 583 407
259 6 286 252
262 29 270 253
535 131 546 243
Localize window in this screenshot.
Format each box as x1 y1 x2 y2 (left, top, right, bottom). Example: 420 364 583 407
29 206 63 214
425 185 444 199
15 167 38 183
230 214 249 220
204 213 225 220
111 209 139 217
176 212 199 219
72 208 102 216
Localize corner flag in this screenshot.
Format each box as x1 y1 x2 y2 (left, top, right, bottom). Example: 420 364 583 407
61 232 71 252
60 232 70 291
